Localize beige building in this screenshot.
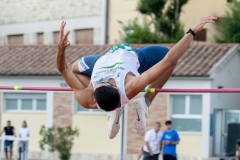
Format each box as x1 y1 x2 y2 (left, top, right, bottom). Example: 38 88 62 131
0 0 230 45
108 0 229 43
0 43 240 159
0 0 108 45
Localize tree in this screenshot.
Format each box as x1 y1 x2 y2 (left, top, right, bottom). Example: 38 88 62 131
120 0 189 43
215 0 240 43
119 18 158 43
39 125 79 160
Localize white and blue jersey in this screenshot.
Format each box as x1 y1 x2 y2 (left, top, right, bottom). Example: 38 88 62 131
160 130 180 157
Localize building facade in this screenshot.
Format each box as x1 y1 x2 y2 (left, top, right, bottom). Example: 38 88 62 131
0 0 108 45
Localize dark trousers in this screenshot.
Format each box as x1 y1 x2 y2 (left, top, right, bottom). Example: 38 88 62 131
143 151 159 160
163 154 177 160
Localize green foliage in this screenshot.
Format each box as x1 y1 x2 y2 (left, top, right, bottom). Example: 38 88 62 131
39 125 79 160
215 0 240 43
119 18 158 43
121 0 189 43
137 0 167 17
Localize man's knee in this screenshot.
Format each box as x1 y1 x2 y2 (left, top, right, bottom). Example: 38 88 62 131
71 61 79 73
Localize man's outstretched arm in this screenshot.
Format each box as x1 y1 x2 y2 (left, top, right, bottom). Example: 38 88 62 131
128 16 218 98
56 22 96 109
56 21 84 90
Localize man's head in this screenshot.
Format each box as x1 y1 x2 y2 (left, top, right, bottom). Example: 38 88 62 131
93 85 120 111
154 122 161 132
7 120 11 126
22 120 27 128
165 120 172 130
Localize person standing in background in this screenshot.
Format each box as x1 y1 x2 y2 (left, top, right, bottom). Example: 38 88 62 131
161 120 180 160
0 120 16 160
143 122 163 160
18 120 30 160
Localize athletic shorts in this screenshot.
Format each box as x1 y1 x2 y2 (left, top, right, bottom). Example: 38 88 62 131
4 140 13 152
78 46 169 77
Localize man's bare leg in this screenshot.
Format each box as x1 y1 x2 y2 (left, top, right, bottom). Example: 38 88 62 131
10 151 13 160
5 151 8 160
144 64 176 106
132 64 176 136
71 61 90 88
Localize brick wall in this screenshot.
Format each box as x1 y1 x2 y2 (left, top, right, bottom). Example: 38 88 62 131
53 92 73 127
127 93 169 154
0 0 102 25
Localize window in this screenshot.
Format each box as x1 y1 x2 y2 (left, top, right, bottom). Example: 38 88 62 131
4 93 47 111
170 95 202 132
53 31 60 44
37 33 44 44
75 29 94 44
76 102 104 113
8 34 24 44
194 29 207 41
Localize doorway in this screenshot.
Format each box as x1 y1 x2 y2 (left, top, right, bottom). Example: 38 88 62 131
213 110 240 156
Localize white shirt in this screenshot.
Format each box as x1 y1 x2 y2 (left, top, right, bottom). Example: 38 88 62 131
143 129 163 154
91 44 140 106
18 127 29 141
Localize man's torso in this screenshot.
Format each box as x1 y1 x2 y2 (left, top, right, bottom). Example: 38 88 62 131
161 130 179 156
143 129 163 154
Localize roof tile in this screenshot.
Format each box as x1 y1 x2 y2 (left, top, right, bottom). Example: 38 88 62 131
0 43 237 77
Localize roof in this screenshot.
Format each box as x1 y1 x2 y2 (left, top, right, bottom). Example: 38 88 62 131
0 43 238 77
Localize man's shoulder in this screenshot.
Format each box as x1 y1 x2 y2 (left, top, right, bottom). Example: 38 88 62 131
158 131 163 135
171 129 178 134
145 129 154 135
162 130 168 134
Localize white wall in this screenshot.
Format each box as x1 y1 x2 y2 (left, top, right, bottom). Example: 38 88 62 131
164 78 212 158
0 0 107 44
209 46 240 156
0 76 65 87
0 0 101 24
210 48 240 110
0 76 66 127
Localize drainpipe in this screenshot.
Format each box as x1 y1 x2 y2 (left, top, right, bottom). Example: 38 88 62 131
121 106 128 160
104 0 109 44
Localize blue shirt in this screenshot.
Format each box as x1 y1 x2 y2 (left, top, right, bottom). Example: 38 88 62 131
160 130 180 156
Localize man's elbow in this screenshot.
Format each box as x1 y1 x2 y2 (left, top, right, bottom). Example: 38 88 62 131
57 65 68 74
57 67 64 74
166 57 177 68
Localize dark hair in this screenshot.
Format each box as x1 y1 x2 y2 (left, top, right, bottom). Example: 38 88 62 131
23 120 27 127
93 85 120 111
165 120 172 125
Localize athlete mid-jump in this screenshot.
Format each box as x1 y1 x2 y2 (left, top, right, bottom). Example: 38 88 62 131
56 16 217 139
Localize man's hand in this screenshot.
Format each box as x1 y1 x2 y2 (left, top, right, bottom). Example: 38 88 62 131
149 151 154 157
58 21 70 50
192 16 218 33
162 140 170 145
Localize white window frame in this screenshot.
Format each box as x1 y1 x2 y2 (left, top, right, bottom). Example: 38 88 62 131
3 92 47 113
170 93 203 134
